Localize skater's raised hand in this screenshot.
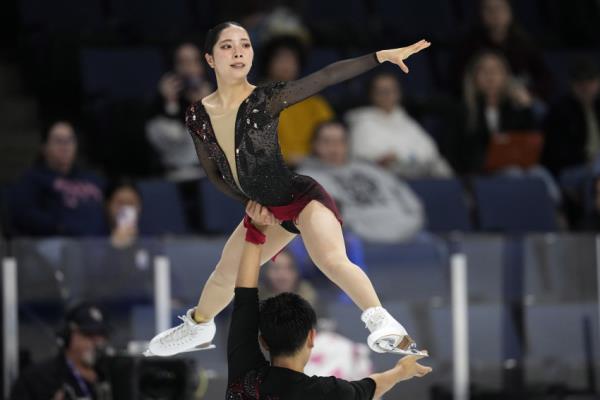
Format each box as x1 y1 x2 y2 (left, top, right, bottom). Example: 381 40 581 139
245 200 279 226
377 39 431 73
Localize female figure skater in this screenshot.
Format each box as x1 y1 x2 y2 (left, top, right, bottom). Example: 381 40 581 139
148 21 430 357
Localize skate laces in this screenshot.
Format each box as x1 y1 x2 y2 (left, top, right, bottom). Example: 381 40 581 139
362 307 387 332
162 313 198 343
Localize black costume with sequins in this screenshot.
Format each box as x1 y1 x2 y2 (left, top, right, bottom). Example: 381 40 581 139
186 53 381 232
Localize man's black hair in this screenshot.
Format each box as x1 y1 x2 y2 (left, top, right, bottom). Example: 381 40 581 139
259 292 317 358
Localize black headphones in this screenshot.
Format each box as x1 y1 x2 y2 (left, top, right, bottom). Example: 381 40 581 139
56 308 78 348
56 302 106 348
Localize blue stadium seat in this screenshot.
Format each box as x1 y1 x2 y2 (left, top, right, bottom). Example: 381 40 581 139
524 235 597 303
163 237 227 305
524 303 599 390
430 304 519 389
198 178 245 234
474 177 558 233
138 180 188 236
81 47 164 100
362 235 449 302
460 236 505 303
407 179 472 232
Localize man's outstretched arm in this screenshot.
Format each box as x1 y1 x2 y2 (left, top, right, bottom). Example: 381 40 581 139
227 203 270 382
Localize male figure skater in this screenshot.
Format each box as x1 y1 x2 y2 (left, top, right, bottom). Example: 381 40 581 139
226 206 432 399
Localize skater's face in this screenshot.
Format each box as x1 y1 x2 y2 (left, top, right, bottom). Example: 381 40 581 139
268 47 301 81
313 123 349 167
474 53 509 98
265 252 299 293
175 43 204 79
44 121 77 174
205 25 253 82
371 74 401 112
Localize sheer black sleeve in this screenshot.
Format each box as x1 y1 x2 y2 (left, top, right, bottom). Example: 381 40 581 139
186 109 248 204
266 53 381 116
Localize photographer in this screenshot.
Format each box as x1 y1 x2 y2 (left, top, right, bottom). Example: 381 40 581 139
10 303 112 400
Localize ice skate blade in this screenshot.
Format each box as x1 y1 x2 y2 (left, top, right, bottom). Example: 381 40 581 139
143 343 216 357
377 341 428 357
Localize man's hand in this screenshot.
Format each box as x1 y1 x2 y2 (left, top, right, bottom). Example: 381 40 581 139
376 40 431 73
370 352 432 398
394 353 432 382
246 200 279 226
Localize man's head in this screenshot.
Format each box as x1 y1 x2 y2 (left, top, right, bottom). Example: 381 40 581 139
260 35 306 82
60 303 109 368
370 72 402 112
174 42 204 80
259 293 317 364
480 0 513 42
311 120 349 167
42 121 77 174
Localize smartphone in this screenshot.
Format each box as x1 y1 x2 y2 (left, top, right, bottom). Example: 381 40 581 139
117 206 138 229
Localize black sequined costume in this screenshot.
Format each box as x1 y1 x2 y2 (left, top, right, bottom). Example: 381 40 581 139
186 53 381 233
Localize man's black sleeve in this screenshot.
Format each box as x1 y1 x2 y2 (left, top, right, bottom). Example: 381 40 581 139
333 377 376 400
227 287 268 382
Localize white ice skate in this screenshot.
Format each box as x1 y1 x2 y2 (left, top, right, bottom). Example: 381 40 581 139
361 307 428 357
144 308 216 357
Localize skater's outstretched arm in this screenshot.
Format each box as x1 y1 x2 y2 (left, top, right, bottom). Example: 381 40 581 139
227 210 268 382
266 39 431 116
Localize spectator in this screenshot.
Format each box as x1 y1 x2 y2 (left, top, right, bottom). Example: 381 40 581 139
260 35 334 167
105 181 142 249
146 42 212 181
259 249 318 307
459 51 562 202
298 121 424 243
542 58 600 177
12 121 107 237
453 0 552 99
346 72 453 178
457 51 536 174
10 302 112 400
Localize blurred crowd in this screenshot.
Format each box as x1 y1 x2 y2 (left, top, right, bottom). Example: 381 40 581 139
3 0 600 243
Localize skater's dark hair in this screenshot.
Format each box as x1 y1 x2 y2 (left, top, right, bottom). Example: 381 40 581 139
204 21 245 55
259 292 316 358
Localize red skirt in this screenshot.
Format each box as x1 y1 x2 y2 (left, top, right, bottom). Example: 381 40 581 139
267 181 343 234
